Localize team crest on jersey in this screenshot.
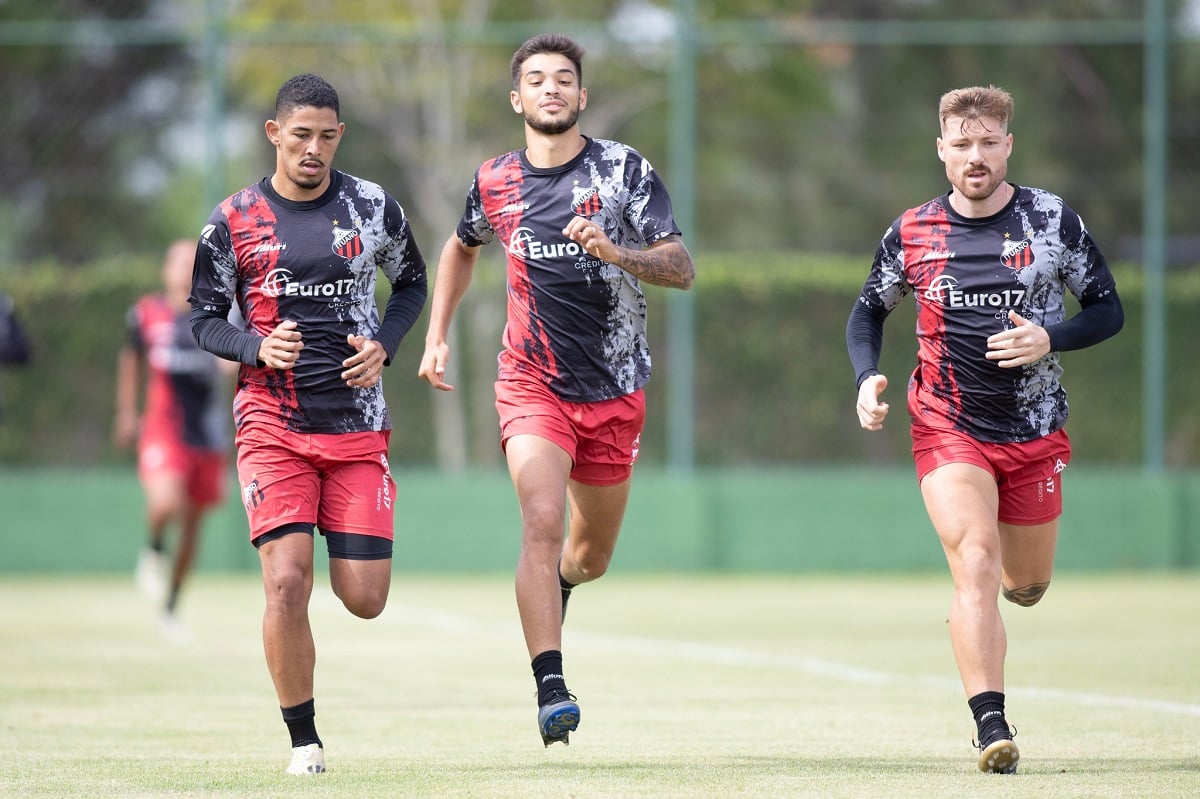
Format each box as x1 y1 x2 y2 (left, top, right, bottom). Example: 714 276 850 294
1001 237 1035 271
332 224 363 259
571 186 603 217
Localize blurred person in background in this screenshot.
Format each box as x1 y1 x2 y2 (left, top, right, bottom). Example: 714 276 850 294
113 239 234 643
190 73 427 776
0 289 31 423
0 290 30 367
418 33 695 748
846 85 1123 774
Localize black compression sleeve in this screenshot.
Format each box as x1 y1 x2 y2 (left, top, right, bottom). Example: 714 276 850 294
846 299 890 388
190 307 263 366
1045 291 1124 353
374 273 429 364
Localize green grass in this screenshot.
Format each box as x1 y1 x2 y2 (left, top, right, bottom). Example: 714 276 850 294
2 572 1198 798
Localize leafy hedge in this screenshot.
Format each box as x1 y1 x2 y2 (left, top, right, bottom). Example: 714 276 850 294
1 253 1195 467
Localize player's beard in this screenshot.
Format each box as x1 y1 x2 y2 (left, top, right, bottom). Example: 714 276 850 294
952 163 1007 202
288 160 327 192
524 105 580 136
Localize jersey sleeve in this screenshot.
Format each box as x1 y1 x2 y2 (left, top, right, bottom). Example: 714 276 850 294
1059 207 1120 306
1045 206 1124 352
455 169 494 248
846 220 909 387
623 153 682 246
374 194 429 360
190 213 263 366
858 218 912 314
191 215 236 315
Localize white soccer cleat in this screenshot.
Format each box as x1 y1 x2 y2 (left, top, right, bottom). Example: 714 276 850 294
135 548 166 602
285 743 325 775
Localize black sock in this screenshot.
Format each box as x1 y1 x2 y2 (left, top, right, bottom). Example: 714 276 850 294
968 691 1009 746
531 650 568 706
281 698 322 749
559 569 576 620
165 584 180 614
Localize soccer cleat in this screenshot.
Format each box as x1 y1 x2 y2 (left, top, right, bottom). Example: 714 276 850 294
974 726 1019 774
285 743 325 775
136 548 166 602
538 691 580 747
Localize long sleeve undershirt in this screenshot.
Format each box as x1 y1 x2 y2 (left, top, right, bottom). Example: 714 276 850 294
191 273 428 367
845 290 1124 389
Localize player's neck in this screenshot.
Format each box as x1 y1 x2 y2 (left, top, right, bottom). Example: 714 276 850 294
523 131 587 169
948 181 1013 219
269 171 331 203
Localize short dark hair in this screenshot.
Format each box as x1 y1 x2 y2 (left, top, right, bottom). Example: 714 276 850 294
510 33 584 89
275 73 340 120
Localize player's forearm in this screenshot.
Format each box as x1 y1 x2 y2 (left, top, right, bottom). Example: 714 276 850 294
610 236 695 290
1045 290 1124 353
425 236 479 344
375 274 429 363
191 308 263 366
846 298 888 388
114 349 140 416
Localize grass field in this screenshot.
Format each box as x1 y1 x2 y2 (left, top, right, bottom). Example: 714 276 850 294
2 571 1198 798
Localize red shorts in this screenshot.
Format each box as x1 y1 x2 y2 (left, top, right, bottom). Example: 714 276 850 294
234 421 395 544
495 379 645 486
138 434 226 508
911 425 1071 525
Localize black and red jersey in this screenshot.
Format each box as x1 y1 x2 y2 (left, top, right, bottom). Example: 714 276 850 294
190 171 427 434
852 184 1120 443
457 136 681 402
126 295 227 451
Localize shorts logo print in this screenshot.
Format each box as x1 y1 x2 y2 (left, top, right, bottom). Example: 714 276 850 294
378 454 393 512
242 476 265 512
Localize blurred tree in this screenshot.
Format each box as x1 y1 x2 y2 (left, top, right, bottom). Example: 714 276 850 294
0 0 193 265
2 0 1196 468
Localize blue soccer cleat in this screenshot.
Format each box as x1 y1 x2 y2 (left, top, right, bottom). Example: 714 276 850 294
538 691 580 747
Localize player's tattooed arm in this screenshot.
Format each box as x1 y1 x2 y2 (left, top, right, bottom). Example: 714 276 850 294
563 218 695 290
611 235 695 290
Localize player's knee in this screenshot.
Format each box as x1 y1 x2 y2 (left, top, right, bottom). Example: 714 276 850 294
344 598 385 619
264 570 311 612
567 541 615 583
339 588 388 619
576 552 612 582
1002 580 1050 607
521 501 567 543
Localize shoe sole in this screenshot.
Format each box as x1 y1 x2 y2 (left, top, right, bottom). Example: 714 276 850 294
978 739 1019 774
539 703 580 747
285 764 325 775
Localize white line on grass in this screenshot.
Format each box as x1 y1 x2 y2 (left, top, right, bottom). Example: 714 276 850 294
316 588 1200 719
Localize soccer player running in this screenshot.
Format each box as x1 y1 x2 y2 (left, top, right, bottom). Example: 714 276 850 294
418 33 695 747
846 85 1123 774
190 74 427 775
114 239 234 642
